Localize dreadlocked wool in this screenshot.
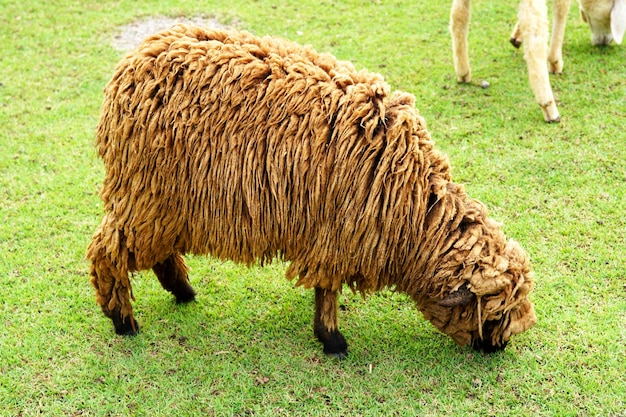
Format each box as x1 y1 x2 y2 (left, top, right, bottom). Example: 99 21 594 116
87 25 536 355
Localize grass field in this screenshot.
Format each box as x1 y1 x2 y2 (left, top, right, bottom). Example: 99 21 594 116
1 0 624 416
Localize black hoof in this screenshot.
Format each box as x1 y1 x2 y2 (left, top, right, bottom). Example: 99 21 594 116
510 37 522 49
115 324 139 336
325 350 348 360
152 256 196 303
174 287 196 304
316 329 348 359
110 310 139 336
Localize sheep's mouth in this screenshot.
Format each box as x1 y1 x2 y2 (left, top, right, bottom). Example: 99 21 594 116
472 337 507 353
471 319 508 353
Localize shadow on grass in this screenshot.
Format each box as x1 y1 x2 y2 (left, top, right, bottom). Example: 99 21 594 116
95 270 529 377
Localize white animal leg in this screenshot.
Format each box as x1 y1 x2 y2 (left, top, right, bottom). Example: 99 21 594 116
450 0 472 82
510 21 523 48
548 0 572 73
518 0 561 122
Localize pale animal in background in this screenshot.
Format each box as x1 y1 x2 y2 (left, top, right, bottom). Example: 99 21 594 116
577 0 626 44
511 0 626 75
450 0 561 123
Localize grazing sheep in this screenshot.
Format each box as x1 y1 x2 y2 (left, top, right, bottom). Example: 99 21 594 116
87 26 537 357
450 0 560 122
511 0 626 74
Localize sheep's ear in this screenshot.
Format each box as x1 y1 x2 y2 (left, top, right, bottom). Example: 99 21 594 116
439 284 474 307
611 0 626 44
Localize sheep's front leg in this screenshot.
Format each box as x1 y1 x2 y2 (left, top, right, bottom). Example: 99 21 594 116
450 0 472 82
314 287 348 358
518 0 561 122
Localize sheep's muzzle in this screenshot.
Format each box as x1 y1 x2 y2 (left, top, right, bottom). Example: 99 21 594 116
472 338 507 353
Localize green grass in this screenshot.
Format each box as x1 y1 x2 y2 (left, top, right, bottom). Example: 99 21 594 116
1 0 625 415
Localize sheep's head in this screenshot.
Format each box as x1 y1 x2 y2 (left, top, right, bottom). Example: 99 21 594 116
579 0 626 45
419 239 536 353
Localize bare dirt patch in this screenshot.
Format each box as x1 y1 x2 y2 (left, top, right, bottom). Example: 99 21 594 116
111 15 236 52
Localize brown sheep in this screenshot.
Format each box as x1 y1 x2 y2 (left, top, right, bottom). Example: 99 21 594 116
87 25 536 357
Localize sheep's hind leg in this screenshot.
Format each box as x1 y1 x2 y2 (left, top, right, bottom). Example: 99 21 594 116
152 253 196 303
87 229 139 336
314 287 348 358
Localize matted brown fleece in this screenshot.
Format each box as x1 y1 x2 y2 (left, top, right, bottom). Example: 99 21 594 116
87 25 536 350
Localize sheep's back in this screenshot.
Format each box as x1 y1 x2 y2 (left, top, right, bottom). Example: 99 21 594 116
96 26 444 292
